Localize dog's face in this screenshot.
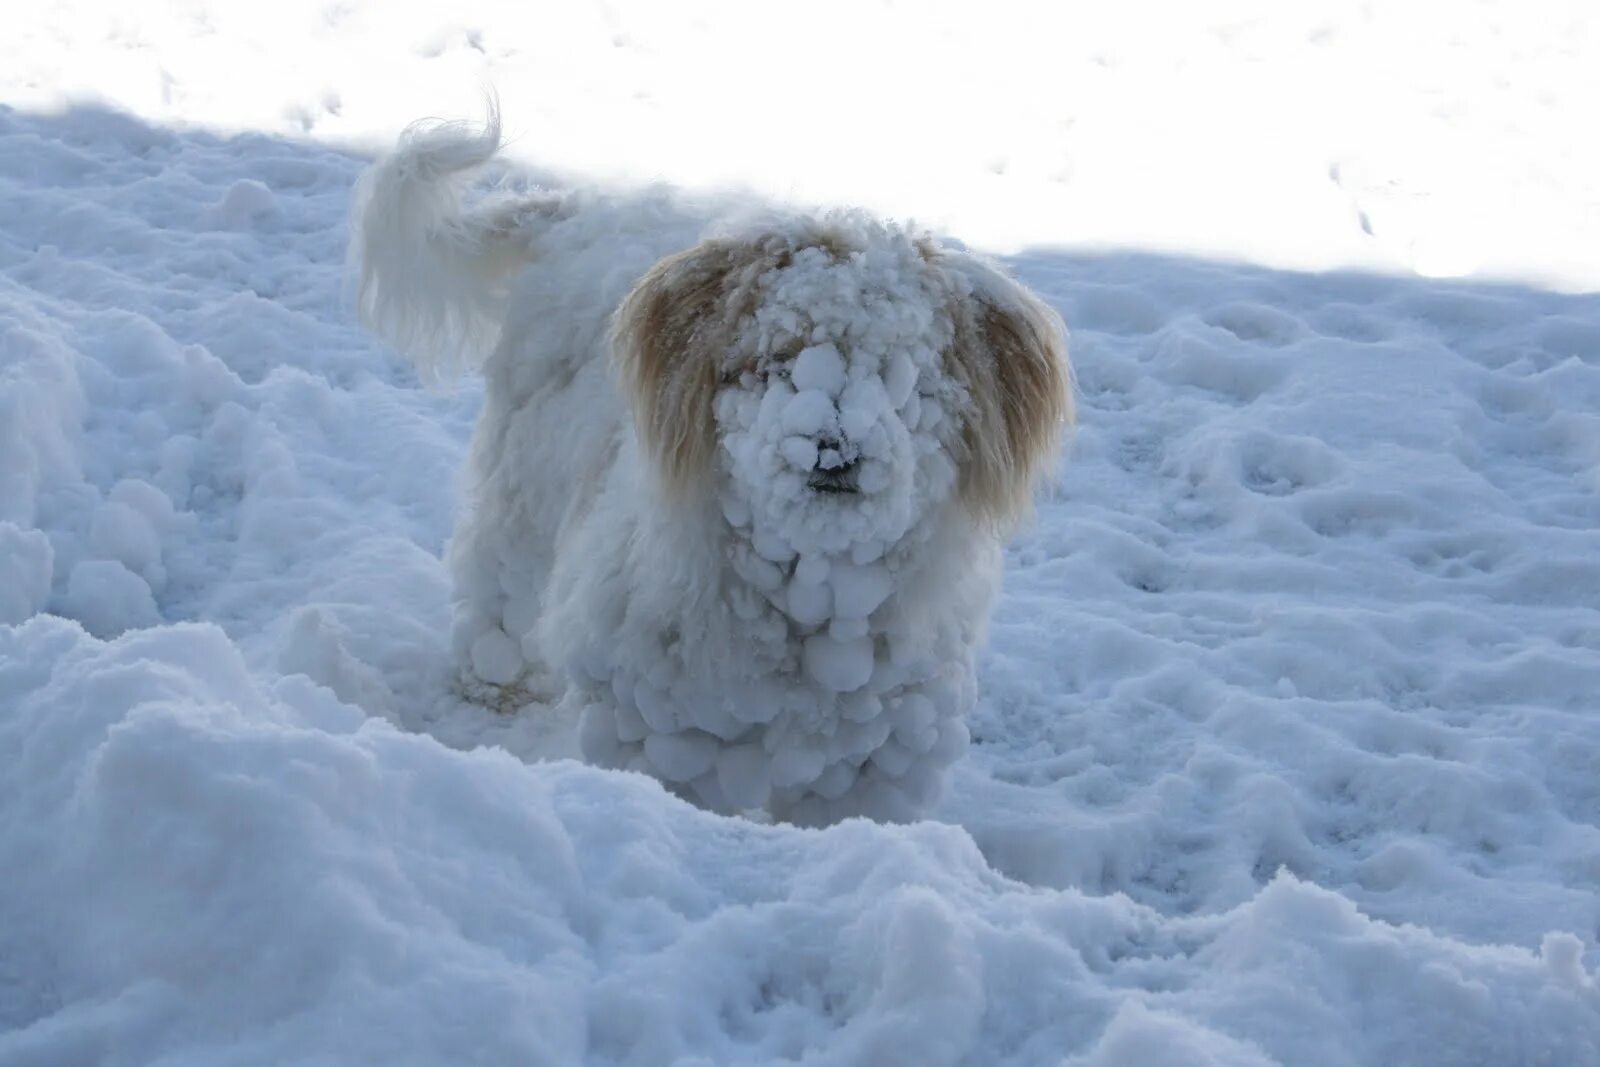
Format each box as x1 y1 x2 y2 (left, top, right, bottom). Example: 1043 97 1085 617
613 214 1070 569
711 235 971 561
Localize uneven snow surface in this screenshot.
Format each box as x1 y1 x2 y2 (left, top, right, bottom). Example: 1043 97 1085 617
3 2 1600 1064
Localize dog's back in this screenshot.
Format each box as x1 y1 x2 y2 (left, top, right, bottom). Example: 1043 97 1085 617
350 113 722 689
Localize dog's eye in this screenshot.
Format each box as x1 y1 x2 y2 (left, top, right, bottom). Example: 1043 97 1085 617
722 367 766 389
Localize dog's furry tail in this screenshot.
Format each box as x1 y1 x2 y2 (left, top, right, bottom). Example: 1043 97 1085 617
351 104 533 382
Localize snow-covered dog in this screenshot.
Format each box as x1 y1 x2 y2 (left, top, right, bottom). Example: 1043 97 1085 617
352 113 1071 823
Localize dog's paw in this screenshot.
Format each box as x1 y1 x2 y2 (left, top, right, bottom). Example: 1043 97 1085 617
456 672 555 714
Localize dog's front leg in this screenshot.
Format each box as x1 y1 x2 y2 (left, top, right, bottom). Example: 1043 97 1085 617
445 491 555 712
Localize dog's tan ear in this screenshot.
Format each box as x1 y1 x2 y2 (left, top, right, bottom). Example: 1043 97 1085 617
945 259 1074 528
611 238 760 496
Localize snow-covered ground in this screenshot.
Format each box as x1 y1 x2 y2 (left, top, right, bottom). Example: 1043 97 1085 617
3 2 1600 1063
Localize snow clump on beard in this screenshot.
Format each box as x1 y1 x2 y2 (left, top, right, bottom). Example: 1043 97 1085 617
714 231 964 572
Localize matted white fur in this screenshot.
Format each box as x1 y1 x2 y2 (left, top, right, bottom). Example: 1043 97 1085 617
352 114 1071 824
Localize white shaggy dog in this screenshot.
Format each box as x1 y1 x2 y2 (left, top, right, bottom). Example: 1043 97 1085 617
353 113 1071 824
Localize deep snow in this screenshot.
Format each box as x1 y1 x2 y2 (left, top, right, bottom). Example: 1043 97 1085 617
3 2 1600 1064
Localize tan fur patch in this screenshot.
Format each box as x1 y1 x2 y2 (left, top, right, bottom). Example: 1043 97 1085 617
609 225 858 497
611 239 765 496
945 269 1073 529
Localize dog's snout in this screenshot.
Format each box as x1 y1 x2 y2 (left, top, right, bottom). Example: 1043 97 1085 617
813 436 856 473
806 435 861 494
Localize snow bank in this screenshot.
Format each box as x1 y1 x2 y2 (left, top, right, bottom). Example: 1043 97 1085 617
0 103 467 720
3 615 1597 1064
0 524 52 625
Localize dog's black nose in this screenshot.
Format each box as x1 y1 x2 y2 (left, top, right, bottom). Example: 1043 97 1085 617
814 437 856 474
808 437 859 494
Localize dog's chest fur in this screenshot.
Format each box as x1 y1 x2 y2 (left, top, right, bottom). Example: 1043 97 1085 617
555 490 998 825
